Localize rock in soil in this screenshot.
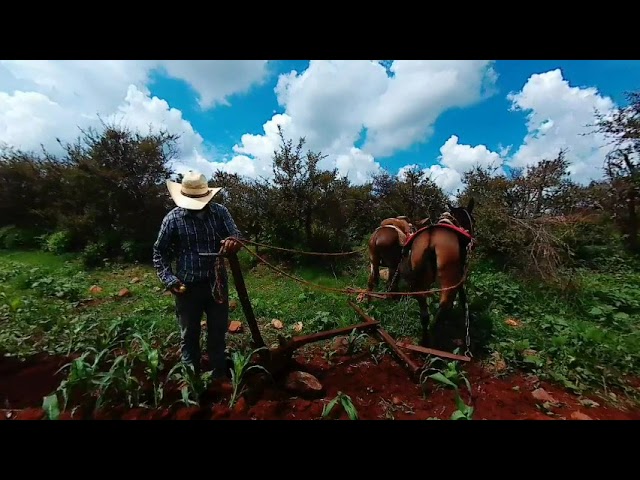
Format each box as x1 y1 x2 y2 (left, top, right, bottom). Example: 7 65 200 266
531 388 556 403
570 411 593 420
333 336 349 354
284 371 324 398
228 321 242 333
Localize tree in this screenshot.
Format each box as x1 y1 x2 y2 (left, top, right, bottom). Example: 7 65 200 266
592 90 640 252
55 120 179 255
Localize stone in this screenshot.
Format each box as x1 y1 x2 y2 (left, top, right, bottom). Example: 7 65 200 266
333 336 349 354
570 411 593 420
379 268 389 281
118 288 131 298
228 321 242 333
531 388 557 403
284 371 323 398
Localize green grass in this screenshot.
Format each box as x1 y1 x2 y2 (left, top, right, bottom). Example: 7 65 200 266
1 247 639 413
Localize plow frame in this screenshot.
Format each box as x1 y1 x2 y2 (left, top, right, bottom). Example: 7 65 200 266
227 253 470 380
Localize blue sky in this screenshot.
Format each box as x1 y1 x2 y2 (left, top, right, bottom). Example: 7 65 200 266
150 60 638 174
1 60 638 194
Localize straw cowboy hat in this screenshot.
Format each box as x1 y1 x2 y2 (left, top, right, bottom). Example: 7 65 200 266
166 171 222 210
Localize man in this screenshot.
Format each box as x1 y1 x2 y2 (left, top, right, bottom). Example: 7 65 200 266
152 170 243 384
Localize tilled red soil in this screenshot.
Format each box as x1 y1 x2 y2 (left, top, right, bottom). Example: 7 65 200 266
1 346 639 420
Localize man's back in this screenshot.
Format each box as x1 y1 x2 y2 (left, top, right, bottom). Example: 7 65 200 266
153 202 242 286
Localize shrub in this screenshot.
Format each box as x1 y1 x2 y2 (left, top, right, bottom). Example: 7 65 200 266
81 241 108 269
43 231 73 254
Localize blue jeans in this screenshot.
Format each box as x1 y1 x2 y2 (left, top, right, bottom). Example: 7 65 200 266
174 278 229 378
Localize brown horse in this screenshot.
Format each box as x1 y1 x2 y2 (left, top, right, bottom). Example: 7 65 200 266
360 216 429 302
399 198 476 350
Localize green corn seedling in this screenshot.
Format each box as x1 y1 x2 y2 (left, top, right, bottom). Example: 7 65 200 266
132 333 164 408
228 347 270 408
321 391 359 420
450 391 475 420
419 351 474 420
346 328 369 355
95 354 141 410
55 347 111 411
167 362 212 407
42 393 60 420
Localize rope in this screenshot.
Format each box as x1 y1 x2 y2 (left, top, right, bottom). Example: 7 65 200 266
229 237 473 300
240 238 367 256
212 256 226 304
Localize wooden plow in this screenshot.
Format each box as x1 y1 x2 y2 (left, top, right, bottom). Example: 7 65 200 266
228 253 470 381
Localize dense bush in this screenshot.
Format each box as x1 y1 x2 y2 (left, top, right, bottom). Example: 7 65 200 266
1 91 639 277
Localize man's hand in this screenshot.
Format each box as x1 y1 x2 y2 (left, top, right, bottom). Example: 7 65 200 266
170 282 187 295
220 237 242 256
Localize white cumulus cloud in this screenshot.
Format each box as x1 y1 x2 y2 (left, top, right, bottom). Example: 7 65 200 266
0 60 269 167
506 68 616 183
0 61 622 196
416 68 619 196
226 60 498 185
395 136 504 196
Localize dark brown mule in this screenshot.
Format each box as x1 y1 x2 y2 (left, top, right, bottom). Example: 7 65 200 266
359 216 429 302
400 199 476 350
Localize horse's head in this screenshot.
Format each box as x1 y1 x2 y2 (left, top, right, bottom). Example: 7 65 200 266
446 197 475 236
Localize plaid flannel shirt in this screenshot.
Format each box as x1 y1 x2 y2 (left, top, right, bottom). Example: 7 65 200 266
152 202 243 288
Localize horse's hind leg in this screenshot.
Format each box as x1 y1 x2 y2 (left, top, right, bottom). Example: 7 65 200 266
368 253 380 292
456 284 469 350
386 249 403 302
416 294 431 347
410 266 435 347
408 236 436 347
358 252 380 303
431 292 457 351
432 265 462 351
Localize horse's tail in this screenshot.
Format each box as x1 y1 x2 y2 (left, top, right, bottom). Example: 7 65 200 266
402 229 436 282
426 242 438 278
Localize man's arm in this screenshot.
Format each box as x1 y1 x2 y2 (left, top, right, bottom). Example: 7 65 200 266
219 204 244 240
217 204 245 255
152 213 180 288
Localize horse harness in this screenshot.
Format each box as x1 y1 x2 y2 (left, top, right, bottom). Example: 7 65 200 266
375 224 410 246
